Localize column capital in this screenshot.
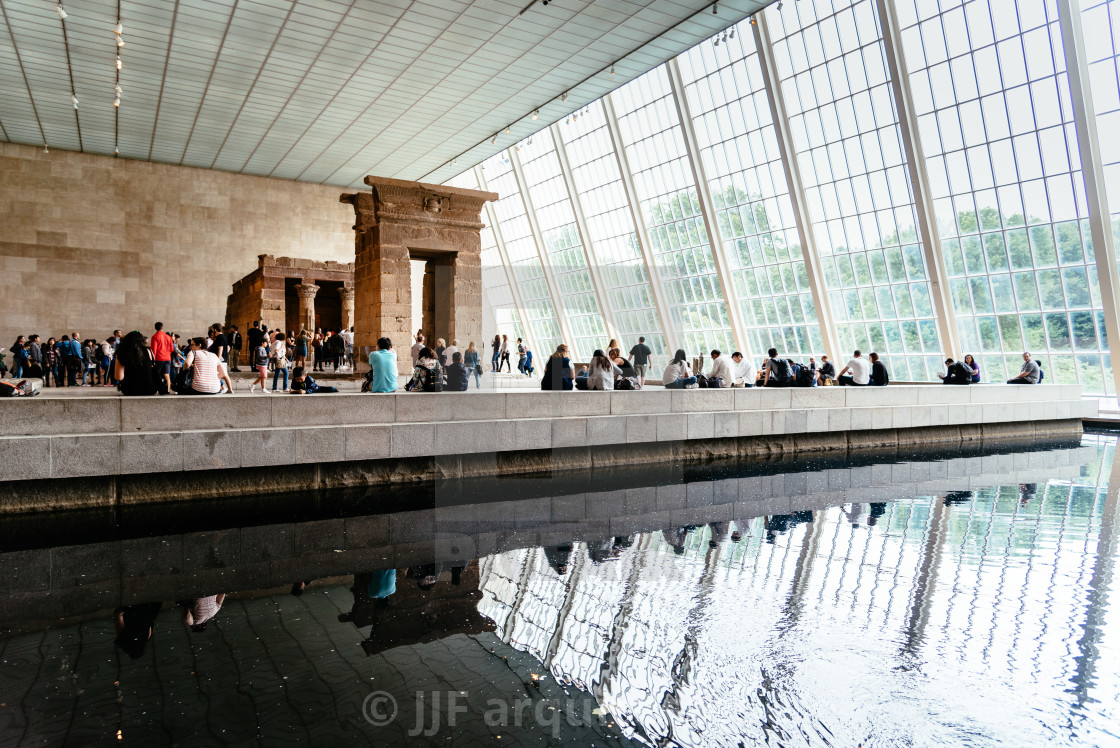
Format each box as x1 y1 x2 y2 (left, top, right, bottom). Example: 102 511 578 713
294 283 320 300
338 286 356 302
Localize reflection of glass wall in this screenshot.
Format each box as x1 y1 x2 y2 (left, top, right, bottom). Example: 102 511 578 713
679 26 824 358
900 0 1111 392
518 137 608 360
482 154 563 355
613 67 735 356
559 102 669 366
768 0 942 381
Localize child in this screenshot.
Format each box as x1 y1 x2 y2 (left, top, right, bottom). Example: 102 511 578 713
250 339 271 393
289 366 339 394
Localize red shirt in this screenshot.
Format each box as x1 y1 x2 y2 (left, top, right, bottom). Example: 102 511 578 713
151 330 174 362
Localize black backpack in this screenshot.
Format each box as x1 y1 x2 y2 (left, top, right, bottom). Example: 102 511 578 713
797 365 817 387
769 357 793 384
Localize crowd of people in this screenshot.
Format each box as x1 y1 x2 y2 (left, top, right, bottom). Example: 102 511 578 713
1 320 1049 397
2 322 356 396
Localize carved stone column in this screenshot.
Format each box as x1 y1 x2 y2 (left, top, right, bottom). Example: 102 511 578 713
294 283 319 333
342 178 497 375
338 286 355 331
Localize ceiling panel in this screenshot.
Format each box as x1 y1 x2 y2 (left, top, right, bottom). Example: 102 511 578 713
0 0 772 186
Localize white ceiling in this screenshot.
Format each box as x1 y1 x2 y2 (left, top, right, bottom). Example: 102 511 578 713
0 0 769 187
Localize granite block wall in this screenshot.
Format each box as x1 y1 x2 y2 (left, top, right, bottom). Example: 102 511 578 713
0 142 354 343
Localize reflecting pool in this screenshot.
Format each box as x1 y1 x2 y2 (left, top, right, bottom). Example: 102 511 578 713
0 436 1116 746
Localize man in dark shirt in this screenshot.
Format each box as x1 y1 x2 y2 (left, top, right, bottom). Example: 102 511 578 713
628 336 653 387
247 320 264 354
228 325 242 371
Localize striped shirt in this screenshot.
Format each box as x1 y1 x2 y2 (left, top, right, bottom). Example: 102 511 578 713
189 349 222 393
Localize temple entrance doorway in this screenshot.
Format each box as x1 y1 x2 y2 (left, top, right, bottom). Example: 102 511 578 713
409 250 456 347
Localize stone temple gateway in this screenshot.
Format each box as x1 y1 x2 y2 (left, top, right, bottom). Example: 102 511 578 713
342 176 498 375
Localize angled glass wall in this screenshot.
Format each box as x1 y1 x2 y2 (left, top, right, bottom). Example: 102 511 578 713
899 0 1112 392
768 0 943 381
559 103 669 364
613 67 736 356
445 171 528 347
449 0 1120 395
678 27 825 358
481 154 564 356
517 137 608 360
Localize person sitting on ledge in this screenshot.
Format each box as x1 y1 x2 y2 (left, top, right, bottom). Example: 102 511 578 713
837 349 870 387
663 349 698 389
587 349 623 390
761 348 793 387
706 349 733 388
445 351 470 392
405 347 443 392
114 330 159 396
183 337 234 395
731 351 755 387
367 337 398 393
1007 351 1041 384
868 351 889 386
817 355 835 385
964 353 981 383
541 344 574 390
939 357 974 385
290 366 339 394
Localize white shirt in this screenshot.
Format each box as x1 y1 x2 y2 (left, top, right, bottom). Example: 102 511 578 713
341 330 353 346
845 357 871 385
444 345 459 362
707 356 733 387
411 341 424 366
733 358 756 382
588 361 623 390
662 360 692 385
271 339 288 362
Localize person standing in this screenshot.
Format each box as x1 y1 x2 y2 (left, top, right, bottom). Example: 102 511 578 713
312 329 325 372
209 324 228 364
228 325 242 372
28 334 43 379
250 336 271 393
343 327 354 368
837 350 870 387
516 338 526 374
367 337 398 393
464 342 481 389
247 320 264 358
490 334 501 372
271 333 290 392
150 322 175 394
412 332 426 368
627 337 652 387
499 334 510 373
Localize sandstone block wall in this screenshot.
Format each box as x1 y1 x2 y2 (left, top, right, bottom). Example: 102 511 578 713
0 143 354 343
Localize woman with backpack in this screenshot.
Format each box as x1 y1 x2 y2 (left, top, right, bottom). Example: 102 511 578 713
271 334 290 392
405 346 443 392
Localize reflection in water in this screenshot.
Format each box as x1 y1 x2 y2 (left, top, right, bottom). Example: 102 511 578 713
0 438 1116 745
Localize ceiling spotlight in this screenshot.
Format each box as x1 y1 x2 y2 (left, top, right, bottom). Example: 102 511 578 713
712 2 717 14
515 145 521 152
750 14 757 24
71 93 78 109
610 64 616 75
56 2 67 20
729 26 736 38
572 113 578 121
113 95 120 106
451 159 458 166
114 84 122 94
491 136 497 144
505 126 511 134
43 144 49 154
776 1 783 8
114 147 119 155
561 91 569 103
116 55 122 70
117 36 125 47
531 109 539 120
714 35 721 46
114 22 123 34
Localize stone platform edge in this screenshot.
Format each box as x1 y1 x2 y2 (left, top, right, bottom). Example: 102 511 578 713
0 418 1086 514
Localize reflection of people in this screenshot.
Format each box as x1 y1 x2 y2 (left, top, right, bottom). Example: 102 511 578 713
544 544 573 574
868 502 886 526
843 503 864 527
1018 483 1038 506
943 490 973 506
181 594 225 632
114 602 162 659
